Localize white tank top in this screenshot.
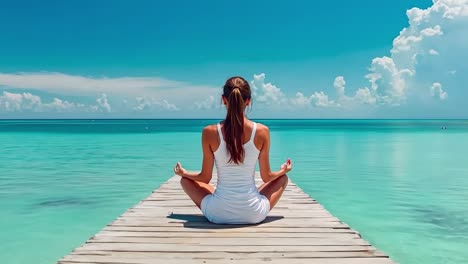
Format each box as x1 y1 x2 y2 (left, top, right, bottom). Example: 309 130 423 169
213 122 260 199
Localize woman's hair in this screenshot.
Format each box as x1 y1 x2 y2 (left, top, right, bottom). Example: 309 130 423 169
223 76 251 164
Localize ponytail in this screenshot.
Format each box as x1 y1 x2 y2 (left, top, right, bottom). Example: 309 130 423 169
224 87 245 164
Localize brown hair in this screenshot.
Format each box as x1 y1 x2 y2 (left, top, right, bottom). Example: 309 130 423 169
223 76 251 164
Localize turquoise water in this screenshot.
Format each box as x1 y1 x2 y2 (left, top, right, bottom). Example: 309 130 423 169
1 119 468 264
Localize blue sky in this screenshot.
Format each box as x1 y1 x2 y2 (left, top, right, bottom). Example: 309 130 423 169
1 0 466 118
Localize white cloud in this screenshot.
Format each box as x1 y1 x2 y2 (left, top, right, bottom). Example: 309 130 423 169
255 72 381 108
353 88 377 105
429 49 439 55
311 92 334 107
430 82 448 100
251 73 287 104
0 91 180 114
281 0 468 110
0 92 29 112
333 76 346 99
365 56 413 105
291 92 312 107
0 72 177 95
377 0 467 95
161 100 179 111
96 93 111 112
254 74 338 108
0 72 219 115
0 72 218 106
195 95 218 110
0 91 100 113
47 98 94 112
133 97 179 112
391 25 443 54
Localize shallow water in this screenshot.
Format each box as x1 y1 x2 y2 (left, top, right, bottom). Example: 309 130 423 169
1 119 467 264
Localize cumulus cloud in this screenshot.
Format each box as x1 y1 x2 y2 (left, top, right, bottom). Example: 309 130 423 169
251 74 287 104
430 82 448 100
254 74 339 108
291 92 313 107
429 49 439 55
311 92 334 107
0 91 181 114
133 97 179 112
195 95 218 110
255 73 380 109
353 87 377 105
388 0 467 94
334 76 346 99
0 92 32 112
161 100 179 111
46 98 81 112
364 56 413 105
0 72 217 115
0 91 100 113
275 0 467 110
95 93 111 112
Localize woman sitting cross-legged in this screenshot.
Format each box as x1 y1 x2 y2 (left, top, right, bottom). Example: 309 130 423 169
174 76 292 224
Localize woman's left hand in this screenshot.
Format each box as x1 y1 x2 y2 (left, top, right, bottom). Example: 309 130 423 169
173 162 186 177
280 158 293 174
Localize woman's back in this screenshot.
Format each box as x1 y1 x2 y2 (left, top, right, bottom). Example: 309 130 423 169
213 121 259 197
200 121 270 224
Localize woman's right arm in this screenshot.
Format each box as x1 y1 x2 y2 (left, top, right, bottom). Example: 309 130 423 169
258 125 292 183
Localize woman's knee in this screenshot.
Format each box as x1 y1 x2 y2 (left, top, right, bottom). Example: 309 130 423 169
278 174 289 187
180 177 192 188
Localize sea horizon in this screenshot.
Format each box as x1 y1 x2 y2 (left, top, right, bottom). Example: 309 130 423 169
1 118 468 120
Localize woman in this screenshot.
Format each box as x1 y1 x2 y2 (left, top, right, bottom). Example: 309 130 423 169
174 76 292 224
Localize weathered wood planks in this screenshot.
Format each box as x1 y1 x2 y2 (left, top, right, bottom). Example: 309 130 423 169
58 173 396 264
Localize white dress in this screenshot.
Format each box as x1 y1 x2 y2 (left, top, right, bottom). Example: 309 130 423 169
200 122 270 224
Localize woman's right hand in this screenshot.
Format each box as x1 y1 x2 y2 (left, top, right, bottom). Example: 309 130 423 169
173 162 186 177
280 158 293 174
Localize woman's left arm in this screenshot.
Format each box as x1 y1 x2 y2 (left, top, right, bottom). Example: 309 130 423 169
174 126 214 183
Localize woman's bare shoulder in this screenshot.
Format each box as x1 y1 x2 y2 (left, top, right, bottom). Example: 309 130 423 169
202 124 218 134
202 124 219 140
255 122 270 137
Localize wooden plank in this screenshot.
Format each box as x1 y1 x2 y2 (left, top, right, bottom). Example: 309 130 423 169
89 236 371 246
115 216 343 223
122 209 332 215
109 221 349 228
128 206 330 212
119 214 338 220
103 226 357 233
75 242 377 252
58 173 396 264
69 250 387 259
60 257 394 264
94 230 361 238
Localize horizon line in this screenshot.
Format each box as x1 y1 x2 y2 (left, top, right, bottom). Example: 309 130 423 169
1 118 468 121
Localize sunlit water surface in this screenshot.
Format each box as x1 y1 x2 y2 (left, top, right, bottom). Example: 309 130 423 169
1 119 467 264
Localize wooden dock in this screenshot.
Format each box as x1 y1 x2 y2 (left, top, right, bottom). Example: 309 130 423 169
59 173 396 264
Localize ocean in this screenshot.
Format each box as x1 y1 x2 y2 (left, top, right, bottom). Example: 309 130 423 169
1 119 467 264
